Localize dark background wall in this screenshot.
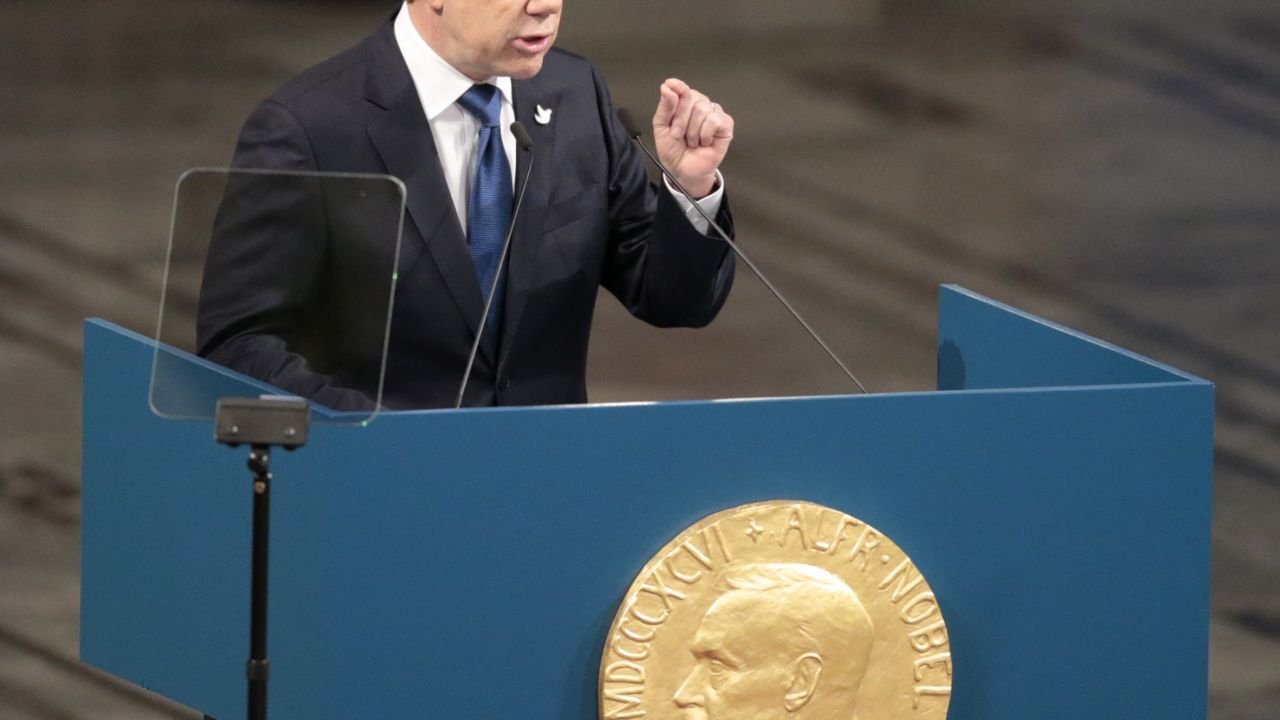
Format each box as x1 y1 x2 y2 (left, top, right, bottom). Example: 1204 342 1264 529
0 1 1276 717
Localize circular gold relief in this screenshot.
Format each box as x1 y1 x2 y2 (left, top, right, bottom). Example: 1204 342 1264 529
599 500 952 720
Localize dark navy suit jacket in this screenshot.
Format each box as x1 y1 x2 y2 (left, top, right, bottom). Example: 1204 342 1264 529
196 16 735 410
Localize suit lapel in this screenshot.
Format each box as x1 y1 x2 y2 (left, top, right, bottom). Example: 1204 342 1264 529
364 21 497 365
501 77 561 364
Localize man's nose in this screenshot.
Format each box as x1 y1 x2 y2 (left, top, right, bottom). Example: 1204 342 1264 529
673 667 706 708
525 0 561 16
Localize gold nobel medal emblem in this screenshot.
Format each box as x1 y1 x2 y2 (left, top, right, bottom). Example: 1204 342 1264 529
600 501 952 720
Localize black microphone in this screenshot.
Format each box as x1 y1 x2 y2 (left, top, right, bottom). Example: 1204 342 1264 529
455 121 536 408
615 107 869 394
511 121 534 152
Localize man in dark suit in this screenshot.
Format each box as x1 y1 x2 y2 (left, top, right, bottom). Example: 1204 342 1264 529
196 0 736 410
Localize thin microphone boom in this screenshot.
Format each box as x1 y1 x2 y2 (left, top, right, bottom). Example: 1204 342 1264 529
615 108 869 394
455 121 536 408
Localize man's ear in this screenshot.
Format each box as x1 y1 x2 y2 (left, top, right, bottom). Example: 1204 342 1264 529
783 653 822 713
407 0 446 17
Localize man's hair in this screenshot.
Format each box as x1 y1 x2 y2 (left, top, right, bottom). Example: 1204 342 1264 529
713 563 875 698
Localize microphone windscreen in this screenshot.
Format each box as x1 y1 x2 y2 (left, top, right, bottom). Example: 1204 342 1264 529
510 121 534 152
617 108 643 139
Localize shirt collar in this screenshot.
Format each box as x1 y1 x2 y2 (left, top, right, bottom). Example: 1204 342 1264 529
393 2 513 121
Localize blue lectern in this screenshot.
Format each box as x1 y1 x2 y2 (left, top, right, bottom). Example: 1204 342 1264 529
80 286 1213 719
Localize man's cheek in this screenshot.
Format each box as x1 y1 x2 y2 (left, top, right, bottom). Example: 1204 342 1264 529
706 683 746 720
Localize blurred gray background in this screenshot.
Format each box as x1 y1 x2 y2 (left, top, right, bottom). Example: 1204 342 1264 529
1 0 1278 717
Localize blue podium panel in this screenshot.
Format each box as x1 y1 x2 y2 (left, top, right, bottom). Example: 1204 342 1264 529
937 285 1199 390
81 287 1213 720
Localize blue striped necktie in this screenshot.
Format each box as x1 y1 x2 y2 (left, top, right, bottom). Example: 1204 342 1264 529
456 83 513 334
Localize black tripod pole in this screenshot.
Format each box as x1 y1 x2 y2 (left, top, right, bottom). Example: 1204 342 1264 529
247 445 272 720
214 395 309 720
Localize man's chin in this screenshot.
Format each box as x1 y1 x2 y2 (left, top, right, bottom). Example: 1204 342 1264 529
506 55 548 80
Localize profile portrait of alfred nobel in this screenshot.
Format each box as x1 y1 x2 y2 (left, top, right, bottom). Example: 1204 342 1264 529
674 563 875 720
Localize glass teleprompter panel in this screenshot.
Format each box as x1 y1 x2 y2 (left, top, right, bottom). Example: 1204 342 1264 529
151 168 406 426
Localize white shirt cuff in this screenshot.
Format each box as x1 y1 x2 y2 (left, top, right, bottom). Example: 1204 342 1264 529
664 171 725 235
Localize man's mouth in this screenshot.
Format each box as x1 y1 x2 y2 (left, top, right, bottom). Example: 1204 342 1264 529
512 33 553 54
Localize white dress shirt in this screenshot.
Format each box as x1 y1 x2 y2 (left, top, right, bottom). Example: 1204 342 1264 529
392 3 723 235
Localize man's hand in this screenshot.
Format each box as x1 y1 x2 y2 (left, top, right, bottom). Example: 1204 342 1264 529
652 78 734 199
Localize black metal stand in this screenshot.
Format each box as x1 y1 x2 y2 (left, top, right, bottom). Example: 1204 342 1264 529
246 445 272 720
214 396 310 720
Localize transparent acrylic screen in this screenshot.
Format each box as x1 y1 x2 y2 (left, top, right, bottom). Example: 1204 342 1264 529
150 169 405 425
